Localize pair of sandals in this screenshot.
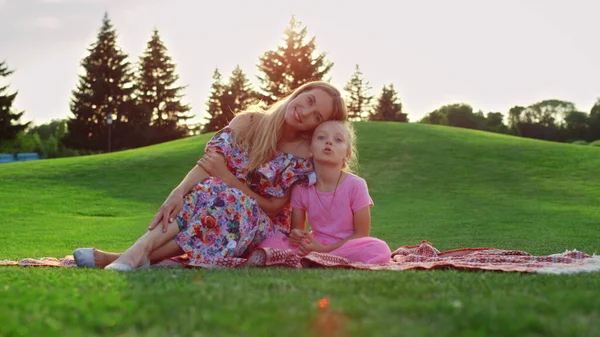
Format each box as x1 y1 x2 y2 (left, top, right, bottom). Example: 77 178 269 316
73 248 151 271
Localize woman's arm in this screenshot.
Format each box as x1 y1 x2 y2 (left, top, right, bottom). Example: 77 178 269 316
199 113 294 215
148 165 209 232
198 151 290 216
224 173 291 216
172 165 210 197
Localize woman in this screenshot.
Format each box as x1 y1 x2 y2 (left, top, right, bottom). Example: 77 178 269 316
74 81 348 270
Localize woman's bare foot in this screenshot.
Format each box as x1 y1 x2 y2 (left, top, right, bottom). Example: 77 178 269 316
105 243 149 270
93 249 121 268
73 248 121 268
104 224 180 270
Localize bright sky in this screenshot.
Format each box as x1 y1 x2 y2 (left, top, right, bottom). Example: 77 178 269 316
1 0 598 126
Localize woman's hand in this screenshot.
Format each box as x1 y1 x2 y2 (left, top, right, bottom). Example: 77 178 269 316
298 235 326 255
197 151 233 184
148 190 184 233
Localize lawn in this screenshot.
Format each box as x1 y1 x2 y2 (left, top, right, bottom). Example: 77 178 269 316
1 122 599 337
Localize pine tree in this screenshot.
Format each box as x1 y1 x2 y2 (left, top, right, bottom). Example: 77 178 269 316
256 16 333 105
62 13 136 152
202 66 256 133
370 84 408 122
202 69 226 133
0 61 29 144
220 65 256 119
137 28 192 145
343 64 373 121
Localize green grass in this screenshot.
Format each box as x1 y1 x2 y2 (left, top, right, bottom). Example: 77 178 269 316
1 123 599 337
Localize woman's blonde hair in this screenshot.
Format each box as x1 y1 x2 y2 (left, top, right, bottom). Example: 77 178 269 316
233 81 348 172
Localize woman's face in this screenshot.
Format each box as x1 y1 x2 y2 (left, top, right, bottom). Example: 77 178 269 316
284 88 335 132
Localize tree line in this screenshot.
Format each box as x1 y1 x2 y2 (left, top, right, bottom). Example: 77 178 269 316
1 15 404 156
1 14 599 158
200 17 407 134
419 99 600 144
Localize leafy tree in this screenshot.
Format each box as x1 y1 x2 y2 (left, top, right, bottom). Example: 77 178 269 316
588 98 600 141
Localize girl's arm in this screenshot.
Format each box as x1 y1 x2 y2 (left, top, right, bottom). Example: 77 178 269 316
289 207 308 246
290 208 307 231
299 206 371 254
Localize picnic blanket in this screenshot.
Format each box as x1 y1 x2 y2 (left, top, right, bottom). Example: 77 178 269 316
2 241 598 274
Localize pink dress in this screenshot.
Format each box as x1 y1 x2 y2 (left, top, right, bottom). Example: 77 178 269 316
173 127 316 268
259 173 392 264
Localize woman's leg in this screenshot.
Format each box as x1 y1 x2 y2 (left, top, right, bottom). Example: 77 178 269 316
105 223 181 269
149 240 184 263
88 250 120 269
86 237 184 268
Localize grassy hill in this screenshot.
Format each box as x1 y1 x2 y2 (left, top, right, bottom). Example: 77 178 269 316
1 123 598 337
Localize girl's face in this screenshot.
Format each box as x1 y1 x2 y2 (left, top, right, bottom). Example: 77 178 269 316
284 88 335 132
310 121 349 166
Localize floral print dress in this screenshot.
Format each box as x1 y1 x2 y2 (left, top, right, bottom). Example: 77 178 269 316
173 127 315 268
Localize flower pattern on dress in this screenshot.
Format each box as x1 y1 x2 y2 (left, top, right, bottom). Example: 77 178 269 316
174 127 315 268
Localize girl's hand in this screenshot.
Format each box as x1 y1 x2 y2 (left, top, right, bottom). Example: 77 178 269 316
148 190 184 233
298 235 326 255
197 151 232 182
289 229 308 247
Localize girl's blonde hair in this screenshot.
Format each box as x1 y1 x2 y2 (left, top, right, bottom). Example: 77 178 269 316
340 120 358 173
233 81 348 172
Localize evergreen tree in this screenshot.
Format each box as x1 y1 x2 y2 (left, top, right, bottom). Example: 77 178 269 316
62 13 136 152
0 61 29 143
202 66 256 133
370 84 407 122
220 65 256 119
343 64 373 121
202 69 226 133
137 28 192 145
256 16 333 105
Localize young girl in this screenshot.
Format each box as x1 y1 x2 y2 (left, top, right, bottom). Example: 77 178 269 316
259 120 391 264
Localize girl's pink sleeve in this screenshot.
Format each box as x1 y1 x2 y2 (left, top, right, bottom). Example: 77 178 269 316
290 184 307 210
351 177 374 212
